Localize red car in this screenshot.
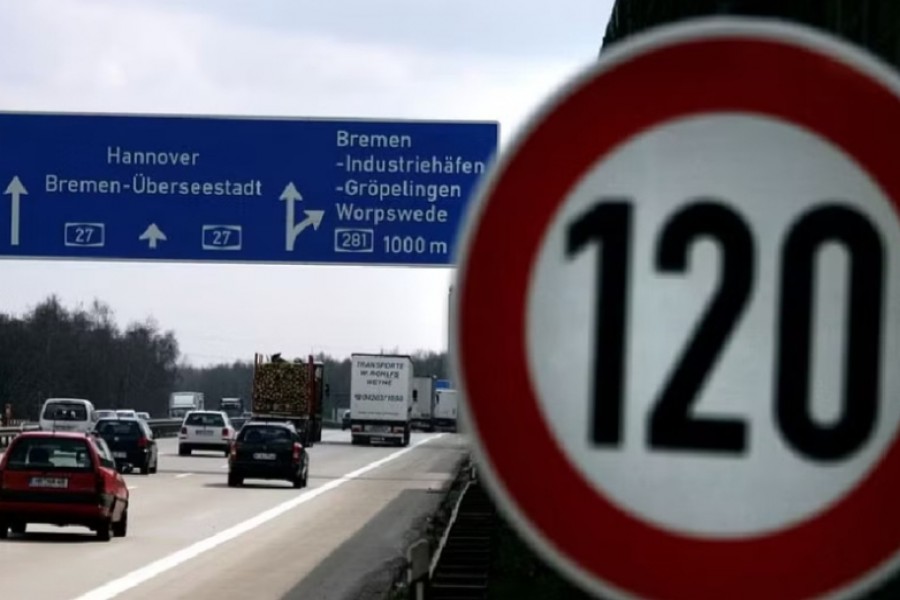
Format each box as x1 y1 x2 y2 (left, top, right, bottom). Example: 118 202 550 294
0 431 129 541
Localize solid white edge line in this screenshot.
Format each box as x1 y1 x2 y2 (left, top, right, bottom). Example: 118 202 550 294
71 433 444 600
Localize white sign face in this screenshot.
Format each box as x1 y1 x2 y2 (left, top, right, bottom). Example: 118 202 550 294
526 112 900 537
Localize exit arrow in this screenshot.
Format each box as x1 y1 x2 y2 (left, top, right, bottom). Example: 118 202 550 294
4 176 27 247
296 210 325 236
139 223 167 249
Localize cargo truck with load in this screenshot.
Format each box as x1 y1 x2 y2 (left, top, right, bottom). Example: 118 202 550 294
350 353 413 446
251 353 326 447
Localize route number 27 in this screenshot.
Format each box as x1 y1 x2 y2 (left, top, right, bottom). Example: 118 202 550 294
567 198 884 462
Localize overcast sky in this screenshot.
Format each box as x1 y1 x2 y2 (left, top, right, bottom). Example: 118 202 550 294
0 0 614 365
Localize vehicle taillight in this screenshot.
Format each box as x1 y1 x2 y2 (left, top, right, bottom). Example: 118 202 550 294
222 427 230 438
137 436 148 448
292 443 302 462
351 425 361 432
229 443 238 460
180 427 187 435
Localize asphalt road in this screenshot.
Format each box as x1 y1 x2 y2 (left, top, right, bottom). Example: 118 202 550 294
0 430 466 600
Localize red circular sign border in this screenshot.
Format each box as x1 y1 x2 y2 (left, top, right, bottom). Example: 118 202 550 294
455 20 900 600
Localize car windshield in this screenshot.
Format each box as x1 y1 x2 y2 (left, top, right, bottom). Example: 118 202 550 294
42 402 88 421
5 437 93 471
95 420 142 437
186 413 225 427
95 410 116 419
239 426 293 444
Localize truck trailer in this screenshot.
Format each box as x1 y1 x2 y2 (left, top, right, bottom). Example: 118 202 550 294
433 389 458 432
411 376 435 431
169 391 205 419
350 353 413 446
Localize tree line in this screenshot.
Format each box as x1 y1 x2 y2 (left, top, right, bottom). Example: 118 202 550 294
2 297 447 422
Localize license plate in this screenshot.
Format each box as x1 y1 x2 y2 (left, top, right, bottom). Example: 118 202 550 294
253 452 276 460
196 430 214 436
369 425 390 433
29 477 68 489
113 452 127 458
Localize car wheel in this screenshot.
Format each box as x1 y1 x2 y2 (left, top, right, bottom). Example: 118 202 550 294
112 510 128 538
96 520 112 542
223 448 230 458
10 522 25 535
227 474 242 487
140 460 150 475
178 445 190 456
150 459 158 474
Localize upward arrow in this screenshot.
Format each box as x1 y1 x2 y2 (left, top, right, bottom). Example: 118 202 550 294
139 223 167 249
4 176 27 247
280 182 304 251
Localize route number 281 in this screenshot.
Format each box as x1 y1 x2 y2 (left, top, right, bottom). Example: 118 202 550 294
567 198 884 462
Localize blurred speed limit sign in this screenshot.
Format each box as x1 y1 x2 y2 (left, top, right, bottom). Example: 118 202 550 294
451 18 900 600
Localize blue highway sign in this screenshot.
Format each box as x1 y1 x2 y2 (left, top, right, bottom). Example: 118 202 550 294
0 112 498 266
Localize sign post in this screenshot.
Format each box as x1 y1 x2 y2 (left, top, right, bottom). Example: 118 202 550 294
453 19 900 600
0 114 496 267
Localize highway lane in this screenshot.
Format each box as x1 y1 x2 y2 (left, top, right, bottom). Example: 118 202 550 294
0 431 467 600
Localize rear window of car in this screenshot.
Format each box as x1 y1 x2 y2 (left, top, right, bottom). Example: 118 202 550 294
186 413 225 427
239 426 294 444
5 437 93 471
95 420 142 437
42 402 88 421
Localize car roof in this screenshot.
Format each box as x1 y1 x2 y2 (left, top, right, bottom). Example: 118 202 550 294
16 431 93 440
43 398 92 404
97 416 140 422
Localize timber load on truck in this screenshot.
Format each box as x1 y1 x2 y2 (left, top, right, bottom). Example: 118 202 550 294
251 353 326 447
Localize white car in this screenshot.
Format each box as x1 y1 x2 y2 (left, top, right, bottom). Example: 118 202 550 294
178 411 235 456
116 409 138 419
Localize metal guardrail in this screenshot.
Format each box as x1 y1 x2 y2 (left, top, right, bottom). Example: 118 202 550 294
0 416 346 449
0 418 191 449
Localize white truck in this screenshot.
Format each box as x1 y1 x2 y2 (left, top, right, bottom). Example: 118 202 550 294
350 353 413 446
433 389 458 432
411 376 434 431
169 391 205 419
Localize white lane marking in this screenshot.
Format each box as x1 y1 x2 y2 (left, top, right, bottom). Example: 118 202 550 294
219 464 228 469
127 486 138 491
72 434 444 600
174 473 192 479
